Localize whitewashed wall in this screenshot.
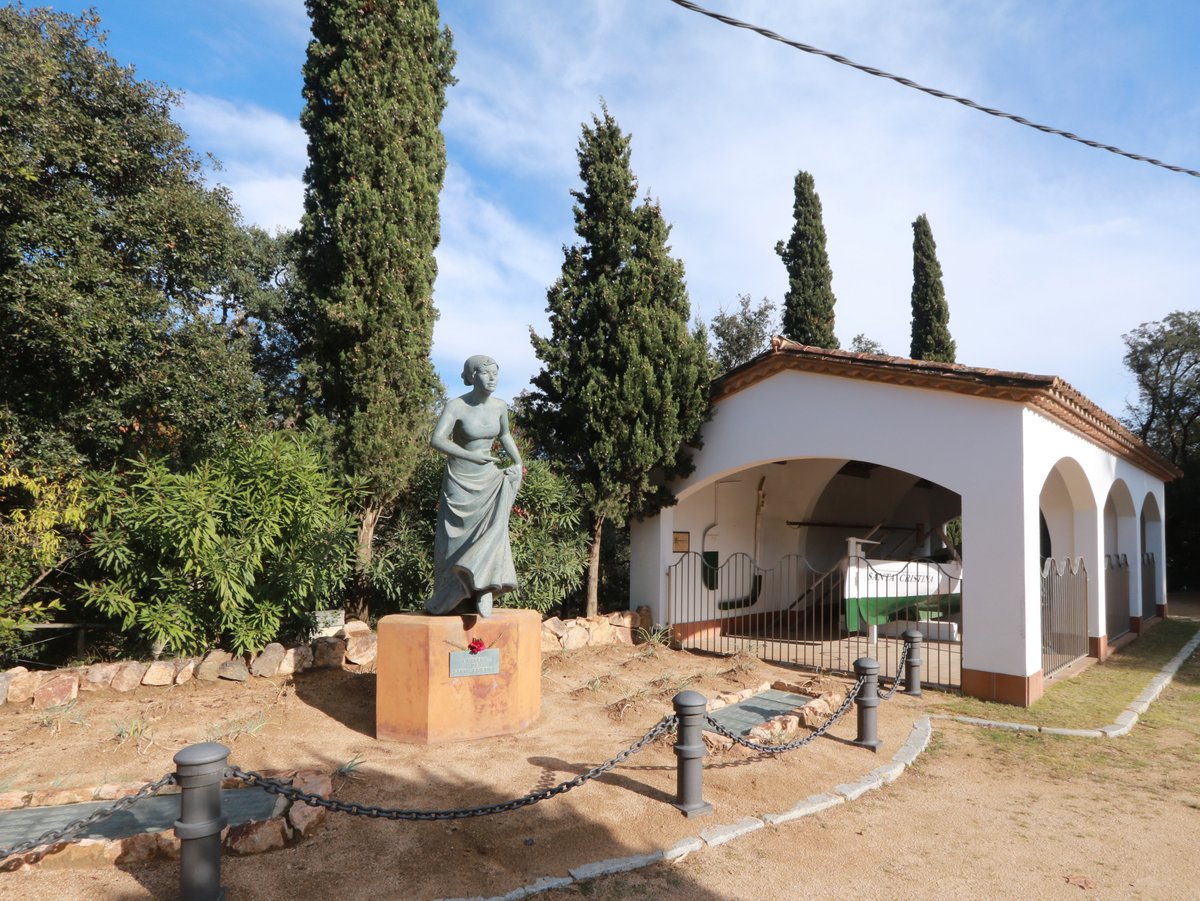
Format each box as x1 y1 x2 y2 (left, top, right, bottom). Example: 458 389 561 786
632 368 1168 687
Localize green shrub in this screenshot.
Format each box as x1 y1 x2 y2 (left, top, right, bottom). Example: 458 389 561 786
80 431 356 655
0 446 87 657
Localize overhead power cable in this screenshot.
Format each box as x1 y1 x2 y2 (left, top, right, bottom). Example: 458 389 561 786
667 0 1200 180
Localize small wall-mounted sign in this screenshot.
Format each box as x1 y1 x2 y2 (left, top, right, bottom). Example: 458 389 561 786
672 531 690 553
449 648 501 678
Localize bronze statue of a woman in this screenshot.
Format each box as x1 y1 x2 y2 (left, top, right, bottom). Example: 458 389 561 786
426 355 523 617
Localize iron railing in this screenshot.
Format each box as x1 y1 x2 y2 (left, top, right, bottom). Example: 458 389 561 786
1105 553 1130 641
1041 557 1088 678
668 552 962 689
1142 552 1157 620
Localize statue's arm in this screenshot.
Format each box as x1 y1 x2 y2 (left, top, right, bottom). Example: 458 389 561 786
497 405 522 469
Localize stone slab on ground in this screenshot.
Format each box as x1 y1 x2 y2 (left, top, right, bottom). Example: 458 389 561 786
195 651 231 681
250 643 286 678
703 689 812 736
218 659 250 682
32 674 78 710
1101 721 1134 738
0 788 277 847
110 663 147 693
140 661 177 686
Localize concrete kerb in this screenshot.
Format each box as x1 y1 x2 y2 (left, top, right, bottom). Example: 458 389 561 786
940 625 1200 740
443 627 1200 901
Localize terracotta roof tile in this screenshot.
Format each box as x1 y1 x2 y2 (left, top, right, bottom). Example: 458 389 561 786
713 337 1180 482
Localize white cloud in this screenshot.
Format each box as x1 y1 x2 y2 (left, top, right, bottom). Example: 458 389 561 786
433 165 562 401
177 93 307 231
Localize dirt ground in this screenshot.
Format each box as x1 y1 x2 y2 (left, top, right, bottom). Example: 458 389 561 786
2 600 1199 901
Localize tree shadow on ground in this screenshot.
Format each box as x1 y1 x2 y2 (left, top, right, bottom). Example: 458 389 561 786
98 751 730 901
290 668 377 737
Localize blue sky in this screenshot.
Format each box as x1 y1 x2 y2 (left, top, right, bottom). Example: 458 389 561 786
44 1 1200 418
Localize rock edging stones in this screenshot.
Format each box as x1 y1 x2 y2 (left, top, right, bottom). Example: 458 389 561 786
540 607 652 652
3 605 659 708
0 771 333 873
0 621 378 709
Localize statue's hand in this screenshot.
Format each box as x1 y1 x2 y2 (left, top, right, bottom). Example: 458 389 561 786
468 451 499 465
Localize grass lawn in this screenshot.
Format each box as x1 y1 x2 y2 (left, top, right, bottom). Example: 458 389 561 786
931 618 1200 730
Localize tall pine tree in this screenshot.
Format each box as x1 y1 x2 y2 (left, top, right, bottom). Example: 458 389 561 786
297 0 455 619
528 106 712 617
775 171 839 348
909 213 956 362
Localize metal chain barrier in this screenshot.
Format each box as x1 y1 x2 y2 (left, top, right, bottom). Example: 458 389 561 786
226 714 678 821
703 677 865 754
0 772 177 864
878 640 910 701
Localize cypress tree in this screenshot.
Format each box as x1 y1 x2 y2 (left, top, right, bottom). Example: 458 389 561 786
298 0 455 619
775 171 839 348
528 106 712 617
909 214 956 362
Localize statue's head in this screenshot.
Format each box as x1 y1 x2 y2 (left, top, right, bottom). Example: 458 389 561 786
461 354 498 386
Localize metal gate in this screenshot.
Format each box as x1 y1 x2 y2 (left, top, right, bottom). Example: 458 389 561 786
1041 557 1088 678
1104 554 1130 641
667 552 962 689
1142 552 1157 619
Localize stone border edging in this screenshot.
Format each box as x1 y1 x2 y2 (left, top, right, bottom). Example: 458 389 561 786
438 625 1200 901
0 622 380 710
1 607 658 711
937 626 1200 739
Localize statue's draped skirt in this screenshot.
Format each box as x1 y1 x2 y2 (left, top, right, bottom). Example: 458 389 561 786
428 457 520 615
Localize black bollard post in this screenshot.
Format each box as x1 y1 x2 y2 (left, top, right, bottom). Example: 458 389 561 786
672 690 714 819
902 629 924 697
852 658 882 752
174 742 230 901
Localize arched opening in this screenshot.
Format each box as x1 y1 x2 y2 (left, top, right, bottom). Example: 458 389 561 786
1038 458 1095 677
667 457 962 687
1140 493 1164 618
1103 481 1137 640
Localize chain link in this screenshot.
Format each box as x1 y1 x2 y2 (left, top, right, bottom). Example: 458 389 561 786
226 714 678 821
0 772 177 864
878 640 910 701
704 677 865 754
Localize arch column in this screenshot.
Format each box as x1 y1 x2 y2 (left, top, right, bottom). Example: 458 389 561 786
631 509 675 627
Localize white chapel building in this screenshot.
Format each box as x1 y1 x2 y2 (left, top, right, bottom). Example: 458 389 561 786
630 338 1178 706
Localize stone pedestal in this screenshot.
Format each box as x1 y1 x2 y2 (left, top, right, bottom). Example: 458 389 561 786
375 609 541 744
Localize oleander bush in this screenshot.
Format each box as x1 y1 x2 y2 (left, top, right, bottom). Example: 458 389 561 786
80 431 356 655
